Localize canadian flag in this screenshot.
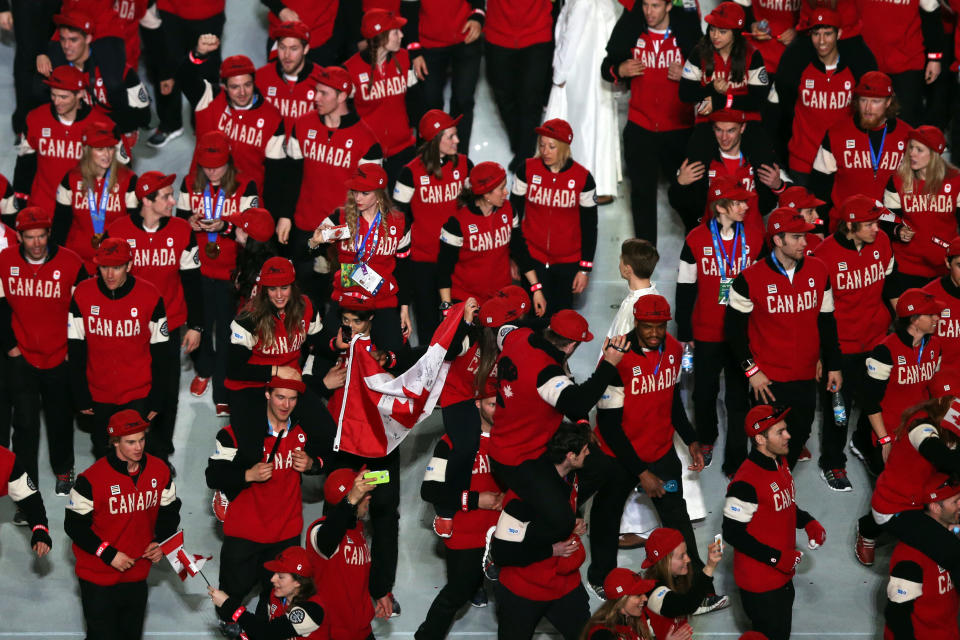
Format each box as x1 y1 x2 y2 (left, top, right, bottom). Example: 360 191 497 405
159 530 211 581
332 303 465 458
942 399 960 437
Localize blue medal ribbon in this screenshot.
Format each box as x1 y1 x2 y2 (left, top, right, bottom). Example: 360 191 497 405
354 211 382 273
710 219 745 280
86 168 111 235
868 125 887 177
202 185 226 243
917 335 928 365
652 344 665 376
769 251 791 279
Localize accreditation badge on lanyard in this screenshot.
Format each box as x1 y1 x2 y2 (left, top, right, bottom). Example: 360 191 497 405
343 212 384 295
711 219 745 305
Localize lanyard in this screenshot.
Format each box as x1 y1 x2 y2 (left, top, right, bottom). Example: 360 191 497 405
651 344 665 376
202 185 226 242
868 125 887 177
354 211 381 268
86 168 111 234
917 335 928 364
770 251 791 279
710 219 745 280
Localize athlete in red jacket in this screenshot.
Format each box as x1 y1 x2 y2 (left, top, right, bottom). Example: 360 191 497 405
0 207 85 497
64 409 180 640
924 238 960 390
723 405 826 640
256 21 319 139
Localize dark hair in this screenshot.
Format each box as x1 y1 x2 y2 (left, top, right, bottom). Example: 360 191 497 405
417 135 447 180
342 308 375 322
691 27 748 84
543 328 576 351
457 184 481 208
474 325 498 396
544 421 591 465
620 238 659 279
838 220 865 234
896 395 960 448
144 191 159 203
361 33 403 92
233 236 280 302
289 575 317 606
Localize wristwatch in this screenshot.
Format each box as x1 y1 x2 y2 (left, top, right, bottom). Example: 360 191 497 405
439 301 453 312
740 358 755 372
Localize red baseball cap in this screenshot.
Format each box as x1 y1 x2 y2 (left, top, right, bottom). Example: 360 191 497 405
346 163 388 192
419 109 462 142
641 527 684 568
264 546 314 577
708 175 751 203
236 208 275 243
94 237 132 266
269 20 310 43
633 294 672 323
361 9 406 39
744 404 791 437
704 2 745 30
44 65 88 91
550 309 593 342
908 125 947 155
479 286 530 327
54 11 93 34
838 194 885 223
82 120 118 148
324 467 360 505
535 118 574 145
896 288 945 317
766 207 816 237
799 7 840 30
603 568 656 600
312 66 352 93
267 375 306 393
16 207 52 232
220 55 256 80
923 480 960 504
106 409 149 437
469 162 506 196
778 185 825 210
257 256 296 287
855 71 893 98
709 108 748 124
946 236 960 258
136 171 176 200
196 131 232 168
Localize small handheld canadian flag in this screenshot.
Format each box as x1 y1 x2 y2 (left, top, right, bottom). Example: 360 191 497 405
159 530 212 584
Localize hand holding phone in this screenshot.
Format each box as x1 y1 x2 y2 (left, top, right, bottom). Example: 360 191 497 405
364 470 390 485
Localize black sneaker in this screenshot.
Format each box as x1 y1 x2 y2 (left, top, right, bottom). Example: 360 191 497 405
217 620 242 639
701 444 714 469
389 593 401 618
693 593 730 615
146 127 183 148
849 439 882 477
12 508 27 526
470 586 488 608
820 468 853 492
482 526 499 581
588 582 606 599
55 468 75 496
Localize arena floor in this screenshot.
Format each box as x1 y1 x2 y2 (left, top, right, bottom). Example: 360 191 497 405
0 1 888 637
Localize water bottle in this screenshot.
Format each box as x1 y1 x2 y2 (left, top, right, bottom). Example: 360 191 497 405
832 391 847 428
757 19 770 34
681 343 694 374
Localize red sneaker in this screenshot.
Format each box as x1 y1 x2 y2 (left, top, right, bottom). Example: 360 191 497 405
190 376 210 397
855 526 875 566
433 516 454 538
216 404 230 417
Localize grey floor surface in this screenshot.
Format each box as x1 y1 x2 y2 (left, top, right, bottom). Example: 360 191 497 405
0 1 887 637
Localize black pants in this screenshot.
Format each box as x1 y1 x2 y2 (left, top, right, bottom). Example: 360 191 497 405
411 260 442 346
150 10 225 132
739 580 794 640
0 352 12 450
586 447 703 585
79 579 148 640
193 277 234 405
420 41 483 153
751 378 817 469
438 399 481 518
415 546 485 640
8 357 73 486
385 146 417 194
11 0 58 135
484 41 553 167
495 582 590 640
85 397 148 459
530 260 579 317
324 449 401 599
148 326 182 461
219 534 300 618
890 70 925 127
623 123 693 246
291 227 334 313
691 340 748 476
817 351 868 471
860 508 960 585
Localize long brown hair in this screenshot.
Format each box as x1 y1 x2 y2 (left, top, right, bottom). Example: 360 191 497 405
193 159 239 197
343 189 395 240
579 599 653 640
238 280 307 351
473 326 498 396
691 27 748 84
289 575 317 607
79 145 119 195
418 134 452 180
896 395 960 448
363 32 403 91
897 140 956 196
